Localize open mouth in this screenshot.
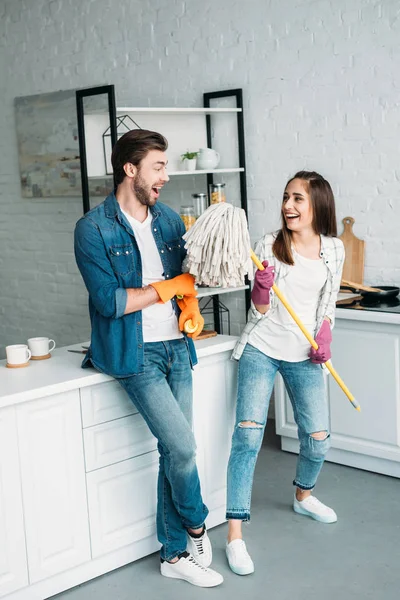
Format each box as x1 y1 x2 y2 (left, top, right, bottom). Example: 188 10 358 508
285 213 299 221
152 186 162 198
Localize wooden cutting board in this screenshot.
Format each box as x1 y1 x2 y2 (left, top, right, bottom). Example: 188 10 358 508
339 217 365 284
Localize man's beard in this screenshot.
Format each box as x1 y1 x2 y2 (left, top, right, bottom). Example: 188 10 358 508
132 171 155 206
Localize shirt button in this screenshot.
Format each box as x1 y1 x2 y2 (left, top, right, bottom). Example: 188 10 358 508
154 228 157 232
168 247 172 250
116 251 120 255
137 321 141 325
178 244 181 248
125 250 129 255
166 274 169 278
161 249 164 253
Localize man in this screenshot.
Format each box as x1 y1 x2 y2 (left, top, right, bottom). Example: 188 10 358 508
74 129 223 588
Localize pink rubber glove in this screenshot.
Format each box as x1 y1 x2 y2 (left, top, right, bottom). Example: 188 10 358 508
309 319 332 364
251 260 275 305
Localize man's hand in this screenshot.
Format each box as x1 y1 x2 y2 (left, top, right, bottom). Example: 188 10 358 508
177 296 204 339
149 273 197 304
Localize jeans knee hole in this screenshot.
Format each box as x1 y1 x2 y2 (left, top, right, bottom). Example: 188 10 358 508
238 421 263 429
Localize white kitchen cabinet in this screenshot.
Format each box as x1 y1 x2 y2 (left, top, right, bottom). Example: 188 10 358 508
275 312 400 478
0 336 238 599
16 390 91 583
86 451 159 558
192 350 237 524
0 407 28 598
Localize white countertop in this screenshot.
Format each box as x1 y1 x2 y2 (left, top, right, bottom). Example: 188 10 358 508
0 335 238 409
335 306 400 325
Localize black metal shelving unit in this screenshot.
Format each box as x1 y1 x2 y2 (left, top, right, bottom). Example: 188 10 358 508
75 85 250 333
203 88 251 332
76 85 117 214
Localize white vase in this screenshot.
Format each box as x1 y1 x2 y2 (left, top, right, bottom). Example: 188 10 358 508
184 158 197 171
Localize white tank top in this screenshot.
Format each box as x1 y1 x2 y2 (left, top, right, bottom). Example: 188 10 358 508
248 250 328 362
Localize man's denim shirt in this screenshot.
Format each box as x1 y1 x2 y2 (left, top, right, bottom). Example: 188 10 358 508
74 192 197 378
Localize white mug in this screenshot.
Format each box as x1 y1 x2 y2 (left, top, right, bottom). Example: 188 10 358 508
28 337 56 357
6 344 32 365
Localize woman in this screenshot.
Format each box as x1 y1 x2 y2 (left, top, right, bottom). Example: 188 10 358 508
225 171 345 576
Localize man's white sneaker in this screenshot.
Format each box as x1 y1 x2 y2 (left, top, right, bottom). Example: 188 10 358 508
293 494 337 524
226 539 254 576
161 552 223 587
186 527 212 567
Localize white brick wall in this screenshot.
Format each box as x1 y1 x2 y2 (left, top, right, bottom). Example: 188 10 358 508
1 0 400 357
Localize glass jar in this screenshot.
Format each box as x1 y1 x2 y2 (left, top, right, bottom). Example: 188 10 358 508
180 205 196 231
192 193 208 217
209 182 226 204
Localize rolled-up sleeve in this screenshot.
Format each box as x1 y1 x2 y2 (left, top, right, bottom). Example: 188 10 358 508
74 217 127 319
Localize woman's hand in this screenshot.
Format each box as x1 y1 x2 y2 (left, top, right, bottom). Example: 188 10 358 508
309 319 332 363
251 260 275 306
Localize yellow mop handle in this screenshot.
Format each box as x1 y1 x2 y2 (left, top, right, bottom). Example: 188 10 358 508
250 250 360 411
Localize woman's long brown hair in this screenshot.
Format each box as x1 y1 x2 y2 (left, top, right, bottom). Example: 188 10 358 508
272 171 338 265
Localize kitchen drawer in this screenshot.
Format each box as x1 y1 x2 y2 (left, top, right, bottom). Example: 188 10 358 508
86 451 158 558
80 381 137 428
83 412 157 472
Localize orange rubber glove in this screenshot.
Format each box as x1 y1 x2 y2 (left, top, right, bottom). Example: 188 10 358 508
177 296 204 339
149 273 197 304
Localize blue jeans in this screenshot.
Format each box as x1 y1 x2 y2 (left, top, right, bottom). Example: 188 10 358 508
226 343 330 521
118 339 208 560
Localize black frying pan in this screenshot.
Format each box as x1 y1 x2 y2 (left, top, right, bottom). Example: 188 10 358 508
341 284 400 300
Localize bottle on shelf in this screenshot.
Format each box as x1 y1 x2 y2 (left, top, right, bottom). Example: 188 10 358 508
192 193 208 217
180 205 196 231
210 182 226 204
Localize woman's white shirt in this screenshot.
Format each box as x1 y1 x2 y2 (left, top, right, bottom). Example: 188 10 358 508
247 250 327 361
232 232 345 362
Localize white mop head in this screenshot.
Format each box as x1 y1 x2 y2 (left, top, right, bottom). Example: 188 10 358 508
182 203 253 287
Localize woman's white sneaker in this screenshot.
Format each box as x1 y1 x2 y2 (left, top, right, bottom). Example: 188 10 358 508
226 539 255 575
186 527 212 567
161 552 223 587
293 494 337 523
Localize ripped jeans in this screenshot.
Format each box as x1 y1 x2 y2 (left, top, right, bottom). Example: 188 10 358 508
226 343 330 521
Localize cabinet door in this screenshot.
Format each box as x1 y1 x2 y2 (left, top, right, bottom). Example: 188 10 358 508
192 352 237 514
86 451 158 557
329 322 400 450
17 390 91 583
0 407 28 598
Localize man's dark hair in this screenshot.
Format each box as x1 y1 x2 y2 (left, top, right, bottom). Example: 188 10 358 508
111 129 168 186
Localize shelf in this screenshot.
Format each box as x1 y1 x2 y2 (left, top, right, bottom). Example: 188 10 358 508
117 107 242 114
88 168 245 181
197 285 249 298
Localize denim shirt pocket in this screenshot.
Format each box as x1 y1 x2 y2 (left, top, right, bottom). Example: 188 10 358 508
164 237 183 275
109 244 135 275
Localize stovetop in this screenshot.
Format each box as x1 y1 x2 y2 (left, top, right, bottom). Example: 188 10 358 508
336 297 400 313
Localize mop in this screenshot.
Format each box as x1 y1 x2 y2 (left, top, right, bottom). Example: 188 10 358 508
183 203 360 412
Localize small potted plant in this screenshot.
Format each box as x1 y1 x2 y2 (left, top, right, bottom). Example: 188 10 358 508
181 150 198 171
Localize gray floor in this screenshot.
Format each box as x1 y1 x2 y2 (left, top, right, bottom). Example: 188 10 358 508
53 426 400 600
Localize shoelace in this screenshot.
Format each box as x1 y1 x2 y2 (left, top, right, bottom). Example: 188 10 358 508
301 496 328 511
192 536 205 556
230 540 249 560
187 555 208 571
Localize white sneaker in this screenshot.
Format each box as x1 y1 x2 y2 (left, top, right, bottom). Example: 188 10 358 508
293 494 337 524
226 539 255 576
186 527 212 567
161 552 223 587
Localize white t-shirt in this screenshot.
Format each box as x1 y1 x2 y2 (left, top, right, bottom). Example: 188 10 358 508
248 250 328 362
121 209 182 343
